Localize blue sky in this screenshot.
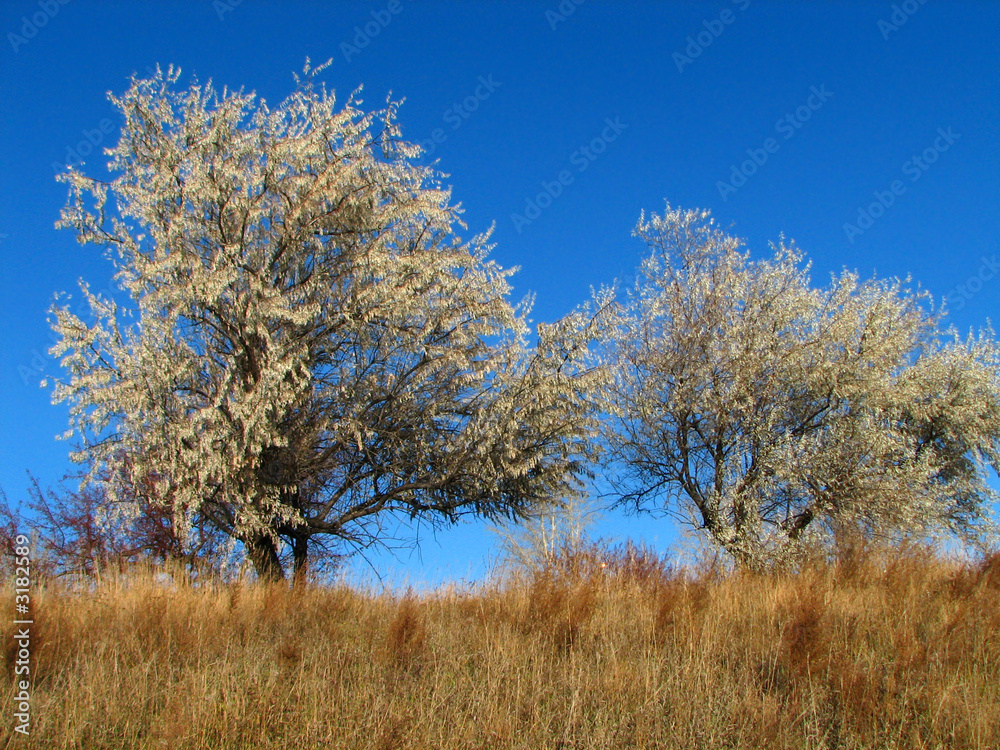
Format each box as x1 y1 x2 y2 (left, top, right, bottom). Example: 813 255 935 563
1 0 997 587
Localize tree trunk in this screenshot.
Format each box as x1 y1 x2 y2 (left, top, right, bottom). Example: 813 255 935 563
245 532 285 583
291 533 309 588
786 507 815 540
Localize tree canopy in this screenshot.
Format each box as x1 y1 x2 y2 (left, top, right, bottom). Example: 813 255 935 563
49 63 599 582
46 63 1000 580
595 205 1000 569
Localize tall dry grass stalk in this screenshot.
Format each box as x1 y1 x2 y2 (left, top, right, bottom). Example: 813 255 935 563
3 546 999 749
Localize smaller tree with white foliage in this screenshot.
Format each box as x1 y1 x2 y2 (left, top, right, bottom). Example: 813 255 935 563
596 205 1000 569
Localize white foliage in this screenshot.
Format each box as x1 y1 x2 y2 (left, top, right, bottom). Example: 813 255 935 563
596 204 1000 568
49 63 601 578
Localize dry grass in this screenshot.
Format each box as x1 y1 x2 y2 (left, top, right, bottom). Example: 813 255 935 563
3 544 1000 749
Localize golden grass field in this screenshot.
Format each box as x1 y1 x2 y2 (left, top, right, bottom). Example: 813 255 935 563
3 543 999 749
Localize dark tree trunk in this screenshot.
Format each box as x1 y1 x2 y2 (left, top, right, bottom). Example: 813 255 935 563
786 507 815 540
245 532 285 583
291 533 309 588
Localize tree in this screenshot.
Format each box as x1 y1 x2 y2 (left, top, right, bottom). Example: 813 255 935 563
0 472 231 580
48 62 599 583
489 495 603 574
596 204 1000 569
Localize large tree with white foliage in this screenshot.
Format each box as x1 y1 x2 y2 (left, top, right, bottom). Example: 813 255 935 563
49 63 599 583
597 205 1000 569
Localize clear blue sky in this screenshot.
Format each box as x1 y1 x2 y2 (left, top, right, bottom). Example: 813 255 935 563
1 0 997 587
